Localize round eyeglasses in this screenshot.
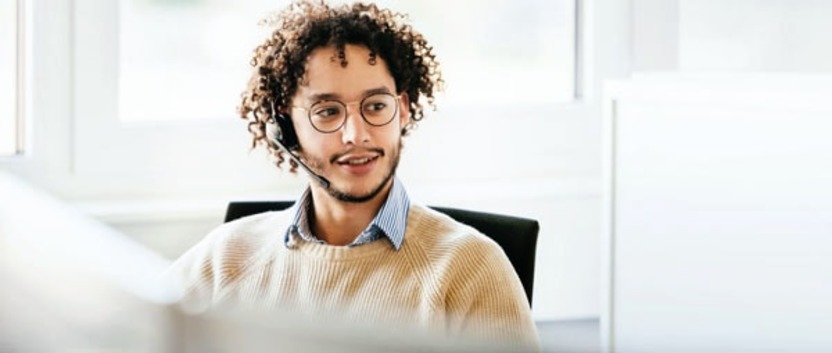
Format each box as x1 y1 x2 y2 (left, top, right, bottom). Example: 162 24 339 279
296 92 401 133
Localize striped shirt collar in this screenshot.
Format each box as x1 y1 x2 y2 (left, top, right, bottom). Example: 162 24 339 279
285 177 410 250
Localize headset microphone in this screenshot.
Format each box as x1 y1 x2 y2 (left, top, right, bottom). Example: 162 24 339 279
266 116 331 189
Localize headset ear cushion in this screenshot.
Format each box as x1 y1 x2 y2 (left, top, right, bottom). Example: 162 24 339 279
274 113 300 151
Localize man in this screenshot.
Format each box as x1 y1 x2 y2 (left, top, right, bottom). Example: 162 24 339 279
168 1 539 350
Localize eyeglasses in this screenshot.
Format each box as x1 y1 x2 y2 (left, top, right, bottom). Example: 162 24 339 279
294 92 401 133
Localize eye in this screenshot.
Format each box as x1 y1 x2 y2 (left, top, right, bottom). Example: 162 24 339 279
312 104 342 119
364 101 388 112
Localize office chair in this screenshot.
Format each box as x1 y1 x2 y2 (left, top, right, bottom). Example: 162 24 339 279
225 201 539 307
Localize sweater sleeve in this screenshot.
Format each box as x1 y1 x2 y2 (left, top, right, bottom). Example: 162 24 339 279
443 236 541 352
163 228 222 314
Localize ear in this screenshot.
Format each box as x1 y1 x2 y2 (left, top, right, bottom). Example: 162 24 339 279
398 92 410 127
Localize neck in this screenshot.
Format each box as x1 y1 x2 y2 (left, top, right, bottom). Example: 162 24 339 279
308 179 394 246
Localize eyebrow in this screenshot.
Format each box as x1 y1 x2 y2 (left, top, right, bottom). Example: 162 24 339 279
307 86 394 103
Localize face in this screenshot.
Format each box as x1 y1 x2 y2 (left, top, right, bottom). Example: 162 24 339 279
290 44 409 203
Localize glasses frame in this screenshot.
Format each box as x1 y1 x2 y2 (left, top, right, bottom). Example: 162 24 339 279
293 92 402 134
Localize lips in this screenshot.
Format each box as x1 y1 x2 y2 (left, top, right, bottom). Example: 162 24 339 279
339 156 377 165
334 152 382 175
336 154 380 166
332 147 385 163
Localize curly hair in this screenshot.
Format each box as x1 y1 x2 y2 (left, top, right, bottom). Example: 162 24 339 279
239 0 443 172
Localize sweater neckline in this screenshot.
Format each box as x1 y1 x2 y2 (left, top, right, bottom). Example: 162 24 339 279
289 236 394 260
257 203 429 261
278 204 428 261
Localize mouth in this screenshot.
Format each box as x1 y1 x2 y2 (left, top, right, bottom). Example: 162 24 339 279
332 147 385 164
338 156 378 165
334 152 382 175
335 154 380 166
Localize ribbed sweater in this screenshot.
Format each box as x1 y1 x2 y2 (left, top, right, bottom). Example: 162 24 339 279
168 203 540 351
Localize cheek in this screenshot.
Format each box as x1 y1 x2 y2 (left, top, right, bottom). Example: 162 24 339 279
299 134 330 155
378 124 403 145
292 119 320 150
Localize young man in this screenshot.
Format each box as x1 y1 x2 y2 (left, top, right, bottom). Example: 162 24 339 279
169 1 539 350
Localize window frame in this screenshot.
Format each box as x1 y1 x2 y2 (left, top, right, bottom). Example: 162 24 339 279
0 0 28 158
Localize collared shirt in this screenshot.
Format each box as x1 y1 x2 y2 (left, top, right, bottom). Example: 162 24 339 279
284 177 410 250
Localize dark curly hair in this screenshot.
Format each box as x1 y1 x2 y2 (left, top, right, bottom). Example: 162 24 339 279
239 0 443 172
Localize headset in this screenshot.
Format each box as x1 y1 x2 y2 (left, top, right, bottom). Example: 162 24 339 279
266 110 331 189
269 112 300 151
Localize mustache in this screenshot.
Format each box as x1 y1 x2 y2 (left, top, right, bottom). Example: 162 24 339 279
329 147 385 164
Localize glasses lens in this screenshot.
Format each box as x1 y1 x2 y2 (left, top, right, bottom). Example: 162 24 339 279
307 94 399 133
309 101 346 132
361 94 397 126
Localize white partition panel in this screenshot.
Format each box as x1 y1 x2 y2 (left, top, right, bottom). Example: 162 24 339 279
602 75 832 353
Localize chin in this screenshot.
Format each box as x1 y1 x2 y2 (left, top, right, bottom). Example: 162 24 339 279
329 175 393 203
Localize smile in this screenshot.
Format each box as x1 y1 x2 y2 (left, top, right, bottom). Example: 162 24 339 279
346 157 374 165
337 155 379 166
334 154 381 176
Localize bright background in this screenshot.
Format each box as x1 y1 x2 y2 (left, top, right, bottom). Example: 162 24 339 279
3 0 832 330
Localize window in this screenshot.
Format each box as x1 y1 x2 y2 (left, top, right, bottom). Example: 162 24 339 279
118 0 278 121
118 0 576 121
0 0 22 156
70 0 580 196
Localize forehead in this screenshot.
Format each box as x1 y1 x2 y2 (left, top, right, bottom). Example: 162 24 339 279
296 44 396 102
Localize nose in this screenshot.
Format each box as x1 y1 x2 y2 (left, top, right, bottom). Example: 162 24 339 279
340 103 370 145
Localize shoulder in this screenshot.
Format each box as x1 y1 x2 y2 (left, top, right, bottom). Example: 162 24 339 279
192 209 290 264
406 205 538 349
165 210 292 309
404 204 510 277
406 204 504 258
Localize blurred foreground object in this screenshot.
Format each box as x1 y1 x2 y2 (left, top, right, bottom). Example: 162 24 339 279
0 171 178 352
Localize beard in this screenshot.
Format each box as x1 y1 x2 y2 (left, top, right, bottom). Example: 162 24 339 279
300 140 402 203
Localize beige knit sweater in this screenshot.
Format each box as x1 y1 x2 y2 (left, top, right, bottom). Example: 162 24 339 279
168 204 540 351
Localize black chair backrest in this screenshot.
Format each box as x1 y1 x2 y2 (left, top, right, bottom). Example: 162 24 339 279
225 201 539 307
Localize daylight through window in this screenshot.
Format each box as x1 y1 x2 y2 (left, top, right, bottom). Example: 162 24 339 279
118 0 576 122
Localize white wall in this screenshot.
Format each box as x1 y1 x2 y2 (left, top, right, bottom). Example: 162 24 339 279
633 0 832 74
679 0 832 72
602 0 832 351
603 74 832 353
